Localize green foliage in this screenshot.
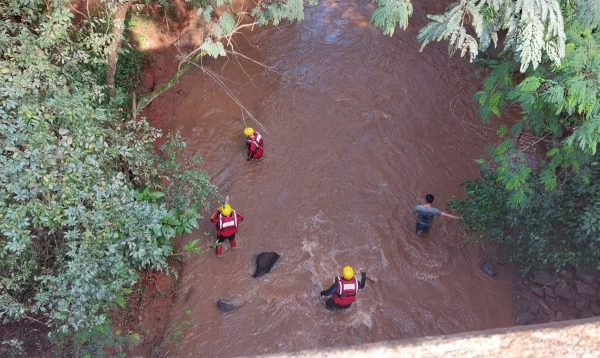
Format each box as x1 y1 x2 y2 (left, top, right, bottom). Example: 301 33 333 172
182 239 202 255
452 163 600 271
416 0 565 71
0 0 212 336
115 45 146 93
455 5 600 270
474 17 599 201
371 0 413 36
50 323 140 358
186 0 317 59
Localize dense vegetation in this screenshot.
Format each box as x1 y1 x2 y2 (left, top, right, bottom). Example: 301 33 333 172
0 0 214 347
451 3 600 271
1 0 598 354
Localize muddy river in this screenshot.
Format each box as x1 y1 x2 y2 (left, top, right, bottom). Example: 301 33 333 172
145 0 517 356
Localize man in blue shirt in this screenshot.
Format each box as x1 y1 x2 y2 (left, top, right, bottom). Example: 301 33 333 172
412 194 460 235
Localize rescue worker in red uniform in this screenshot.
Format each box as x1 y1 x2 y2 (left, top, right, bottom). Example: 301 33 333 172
244 127 264 161
320 266 367 310
210 203 243 257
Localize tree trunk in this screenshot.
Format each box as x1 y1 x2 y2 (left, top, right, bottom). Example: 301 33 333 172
106 1 132 98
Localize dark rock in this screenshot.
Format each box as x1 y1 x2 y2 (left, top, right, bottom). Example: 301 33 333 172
575 298 588 311
523 300 539 314
554 280 572 300
578 309 594 319
531 271 555 286
590 302 600 315
576 271 595 285
516 312 534 325
555 311 563 321
546 297 562 312
575 281 597 296
543 287 556 298
253 252 281 278
480 259 497 277
531 286 545 297
558 269 574 281
217 297 244 312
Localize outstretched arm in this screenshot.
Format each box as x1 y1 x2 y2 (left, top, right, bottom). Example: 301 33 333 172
359 272 367 289
441 211 460 219
320 282 337 297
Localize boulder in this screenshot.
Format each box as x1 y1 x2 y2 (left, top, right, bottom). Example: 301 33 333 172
575 281 597 296
554 280 572 300
516 312 534 325
531 271 555 286
217 297 245 312
555 311 563 321
531 286 545 297
578 309 595 319
590 302 600 315
575 298 588 311
523 300 539 315
544 287 556 298
480 259 497 277
558 269 574 281
576 271 595 285
253 252 281 278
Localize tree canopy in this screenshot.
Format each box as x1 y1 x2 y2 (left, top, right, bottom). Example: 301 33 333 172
0 0 212 334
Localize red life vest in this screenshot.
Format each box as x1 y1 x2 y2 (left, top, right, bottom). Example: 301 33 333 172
246 134 264 160
216 211 239 237
331 276 358 306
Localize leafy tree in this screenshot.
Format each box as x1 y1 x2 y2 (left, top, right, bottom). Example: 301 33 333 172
370 0 599 73
0 0 212 335
451 3 600 270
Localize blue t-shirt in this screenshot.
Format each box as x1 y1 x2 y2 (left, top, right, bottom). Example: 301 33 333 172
413 205 441 227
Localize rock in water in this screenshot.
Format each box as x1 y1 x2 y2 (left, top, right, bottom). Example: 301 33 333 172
217 297 244 312
253 252 281 278
480 259 497 277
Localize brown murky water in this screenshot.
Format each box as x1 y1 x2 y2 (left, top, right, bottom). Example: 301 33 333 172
145 0 517 356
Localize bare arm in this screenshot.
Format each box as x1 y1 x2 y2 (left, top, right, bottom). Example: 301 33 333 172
441 211 460 219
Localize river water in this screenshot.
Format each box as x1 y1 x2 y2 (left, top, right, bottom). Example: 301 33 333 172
145 0 517 356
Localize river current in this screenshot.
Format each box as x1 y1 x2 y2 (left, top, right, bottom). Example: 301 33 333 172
145 0 517 356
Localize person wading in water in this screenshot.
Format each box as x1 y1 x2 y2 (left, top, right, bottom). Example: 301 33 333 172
244 127 264 161
210 203 243 257
412 193 460 235
320 266 367 310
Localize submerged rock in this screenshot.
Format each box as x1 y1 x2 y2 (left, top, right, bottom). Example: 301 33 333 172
217 297 244 312
253 252 281 278
480 259 497 277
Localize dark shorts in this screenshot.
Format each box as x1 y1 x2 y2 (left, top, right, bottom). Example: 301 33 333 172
217 234 236 244
325 298 351 310
416 222 431 235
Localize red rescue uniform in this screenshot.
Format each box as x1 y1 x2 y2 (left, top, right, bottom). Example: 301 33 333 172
210 210 244 237
331 276 359 306
246 132 264 160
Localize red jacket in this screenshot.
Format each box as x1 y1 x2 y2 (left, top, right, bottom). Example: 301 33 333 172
210 210 243 237
246 132 264 160
331 276 358 306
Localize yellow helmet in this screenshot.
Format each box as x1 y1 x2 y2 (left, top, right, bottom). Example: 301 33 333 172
342 266 354 280
219 203 232 216
243 127 255 137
